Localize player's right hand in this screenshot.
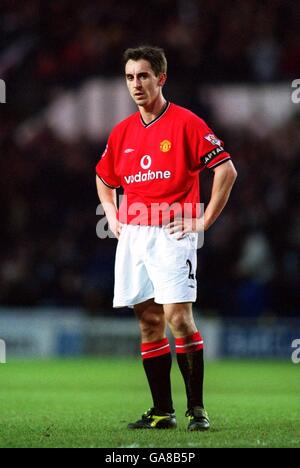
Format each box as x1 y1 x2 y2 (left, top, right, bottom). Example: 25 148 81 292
108 218 123 239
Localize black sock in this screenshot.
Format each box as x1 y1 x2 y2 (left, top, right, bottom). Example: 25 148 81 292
143 353 174 413
176 349 204 410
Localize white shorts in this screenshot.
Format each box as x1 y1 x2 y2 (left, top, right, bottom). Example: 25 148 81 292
113 224 198 308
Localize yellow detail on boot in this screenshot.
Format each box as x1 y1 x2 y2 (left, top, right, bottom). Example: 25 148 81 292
150 415 170 427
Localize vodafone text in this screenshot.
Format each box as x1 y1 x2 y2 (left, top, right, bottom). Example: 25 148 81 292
124 169 171 184
123 154 171 184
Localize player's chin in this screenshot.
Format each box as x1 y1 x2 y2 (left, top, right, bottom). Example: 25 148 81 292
133 96 147 106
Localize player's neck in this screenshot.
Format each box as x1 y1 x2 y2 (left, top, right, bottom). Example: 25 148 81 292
139 96 167 125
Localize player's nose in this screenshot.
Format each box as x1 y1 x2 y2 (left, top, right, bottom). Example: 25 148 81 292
132 77 142 88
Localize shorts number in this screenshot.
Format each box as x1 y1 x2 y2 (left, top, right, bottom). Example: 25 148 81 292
186 259 195 280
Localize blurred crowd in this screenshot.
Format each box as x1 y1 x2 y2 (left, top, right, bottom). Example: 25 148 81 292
0 112 299 317
1 0 300 121
1 1 299 317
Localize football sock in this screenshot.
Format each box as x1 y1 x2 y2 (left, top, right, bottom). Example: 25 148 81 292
141 337 174 413
175 331 204 410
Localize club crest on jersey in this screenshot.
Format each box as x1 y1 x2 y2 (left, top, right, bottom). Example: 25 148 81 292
160 140 172 153
204 134 221 147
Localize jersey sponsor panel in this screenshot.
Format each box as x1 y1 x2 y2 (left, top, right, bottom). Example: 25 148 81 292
124 169 171 184
96 103 231 225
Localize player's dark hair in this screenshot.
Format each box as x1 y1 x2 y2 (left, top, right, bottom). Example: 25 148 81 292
123 46 167 76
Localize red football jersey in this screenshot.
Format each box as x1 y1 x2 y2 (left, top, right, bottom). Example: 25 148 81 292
96 102 231 225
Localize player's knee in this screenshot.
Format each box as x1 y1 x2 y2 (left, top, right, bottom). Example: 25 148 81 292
140 313 163 330
139 312 164 336
167 311 193 335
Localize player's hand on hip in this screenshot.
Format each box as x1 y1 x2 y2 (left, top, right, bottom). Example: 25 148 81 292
108 217 123 239
165 218 203 239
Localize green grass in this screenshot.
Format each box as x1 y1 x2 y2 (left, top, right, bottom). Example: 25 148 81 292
0 358 299 448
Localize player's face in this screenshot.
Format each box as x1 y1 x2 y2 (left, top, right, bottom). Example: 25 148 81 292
125 59 166 108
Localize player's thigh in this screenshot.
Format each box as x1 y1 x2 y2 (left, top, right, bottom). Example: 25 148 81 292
114 225 154 306
146 231 198 304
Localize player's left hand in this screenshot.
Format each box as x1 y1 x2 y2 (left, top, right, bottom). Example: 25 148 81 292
165 218 203 238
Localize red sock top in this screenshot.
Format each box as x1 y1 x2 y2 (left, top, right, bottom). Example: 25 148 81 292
141 337 171 360
175 331 204 354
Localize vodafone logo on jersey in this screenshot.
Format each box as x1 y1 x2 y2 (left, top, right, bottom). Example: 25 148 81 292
124 154 172 185
140 155 152 169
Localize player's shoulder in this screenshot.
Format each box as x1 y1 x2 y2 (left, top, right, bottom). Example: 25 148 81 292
110 111 139 137
170 103 208 128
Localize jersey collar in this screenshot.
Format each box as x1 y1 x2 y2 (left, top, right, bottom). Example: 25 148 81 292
140 101 170 128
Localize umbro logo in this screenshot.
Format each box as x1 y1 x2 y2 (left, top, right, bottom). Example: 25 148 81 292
124 148 135 154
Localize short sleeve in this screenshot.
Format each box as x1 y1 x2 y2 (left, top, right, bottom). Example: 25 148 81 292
95 135 121 189
188 115 231 172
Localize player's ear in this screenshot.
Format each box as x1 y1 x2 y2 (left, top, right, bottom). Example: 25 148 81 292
158 73 167 87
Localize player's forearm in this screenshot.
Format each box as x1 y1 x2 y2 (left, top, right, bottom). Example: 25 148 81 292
204 162 237 231
96 175 118 221
96 175 122 238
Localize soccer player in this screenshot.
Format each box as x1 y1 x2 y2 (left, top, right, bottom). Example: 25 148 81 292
96 46 237 431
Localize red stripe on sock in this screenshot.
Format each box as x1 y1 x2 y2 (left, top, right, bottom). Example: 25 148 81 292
141 337 171 360
175 331 204 354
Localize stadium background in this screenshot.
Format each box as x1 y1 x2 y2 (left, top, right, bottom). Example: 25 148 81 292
0 0 299 448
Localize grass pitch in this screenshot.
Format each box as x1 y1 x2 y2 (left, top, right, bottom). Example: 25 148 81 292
0 358 299 448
